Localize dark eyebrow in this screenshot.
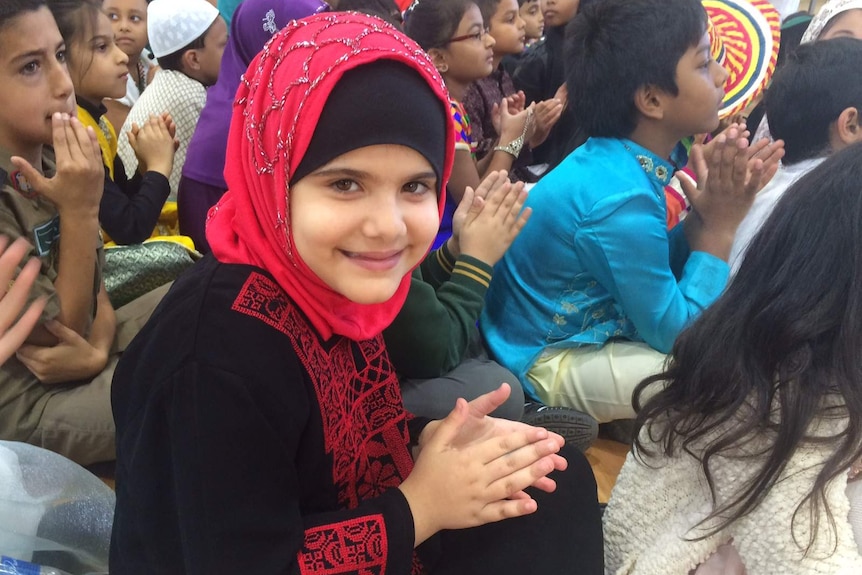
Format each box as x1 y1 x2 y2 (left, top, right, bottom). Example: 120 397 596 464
310 167 437 182
10 41 65 64
310 167 371 179
89 35 112 45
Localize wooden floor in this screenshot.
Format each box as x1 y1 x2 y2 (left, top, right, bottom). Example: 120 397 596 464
586 439 630 503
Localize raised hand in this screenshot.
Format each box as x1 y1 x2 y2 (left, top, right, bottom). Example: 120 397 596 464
11 113 104 217
128 114 177 177
0 237 46 364
528 98 564 148
455 171 530 266
681 126 785 261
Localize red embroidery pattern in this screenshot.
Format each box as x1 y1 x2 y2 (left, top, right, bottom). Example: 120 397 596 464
299 516 387 575
233 272 423 571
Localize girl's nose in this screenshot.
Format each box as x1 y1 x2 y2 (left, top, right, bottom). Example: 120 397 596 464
362 197 407 241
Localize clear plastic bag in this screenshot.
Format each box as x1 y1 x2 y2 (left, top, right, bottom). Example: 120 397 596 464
0 442 113 575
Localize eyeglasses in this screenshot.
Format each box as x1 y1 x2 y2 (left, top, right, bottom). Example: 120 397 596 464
448 27 490 44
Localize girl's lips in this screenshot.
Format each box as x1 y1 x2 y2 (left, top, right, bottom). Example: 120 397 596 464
341 249 405 271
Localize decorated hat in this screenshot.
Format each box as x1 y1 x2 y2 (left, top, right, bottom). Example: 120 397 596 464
704 0 781 119
801 0 862 43
147 0 221 59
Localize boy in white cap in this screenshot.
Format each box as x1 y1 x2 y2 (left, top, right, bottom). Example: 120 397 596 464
117 0 227 202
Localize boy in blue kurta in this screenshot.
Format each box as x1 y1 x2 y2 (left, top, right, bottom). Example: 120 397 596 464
480 0 783 423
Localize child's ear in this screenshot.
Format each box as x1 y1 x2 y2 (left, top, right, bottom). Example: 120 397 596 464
182 49 202 74
427 48 449 74
633 84 664 121
832 107 862 148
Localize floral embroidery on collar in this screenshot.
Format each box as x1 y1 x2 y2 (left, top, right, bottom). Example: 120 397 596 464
622 140 674 186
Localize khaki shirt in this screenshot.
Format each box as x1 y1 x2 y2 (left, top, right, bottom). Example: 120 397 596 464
0 146 103 440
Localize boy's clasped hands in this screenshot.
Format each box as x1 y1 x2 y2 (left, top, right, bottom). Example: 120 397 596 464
681 123 785 261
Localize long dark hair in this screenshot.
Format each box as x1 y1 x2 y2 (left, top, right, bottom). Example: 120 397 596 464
403 0 474 51
633 142 862 552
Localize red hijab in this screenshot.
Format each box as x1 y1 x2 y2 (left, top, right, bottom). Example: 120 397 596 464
206 12 454 341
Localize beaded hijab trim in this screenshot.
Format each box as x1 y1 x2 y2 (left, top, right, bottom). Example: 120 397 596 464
222 12 448 262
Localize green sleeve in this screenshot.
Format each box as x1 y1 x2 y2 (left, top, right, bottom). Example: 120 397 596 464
383 250 493 379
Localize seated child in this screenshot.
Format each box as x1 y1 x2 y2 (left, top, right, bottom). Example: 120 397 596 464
388 170 599 449
730 38 862 273
386 172 530 422
49 0 178 246
511 0 593 168
103 0 154 131
500 0 543 76
0 237 45 364
802 0 862 43
463 0 563 182
117 0 227 200
110 12 603 573
404 0 531 246
520 0 542 45
605 141 862 574
480 0 783 424
0 0 166 466
752 0 862 144
179 0 329 252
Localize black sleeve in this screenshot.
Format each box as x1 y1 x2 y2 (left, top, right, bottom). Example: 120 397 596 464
511 43 548 108
112 361 418 575
98 158 169 245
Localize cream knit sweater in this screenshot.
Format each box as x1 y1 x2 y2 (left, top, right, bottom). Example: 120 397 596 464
604 421 862 575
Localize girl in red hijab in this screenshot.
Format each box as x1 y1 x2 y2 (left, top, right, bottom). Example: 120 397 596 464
110 12 602 574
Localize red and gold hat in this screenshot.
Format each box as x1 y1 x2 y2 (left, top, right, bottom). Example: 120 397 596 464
704 0 781 119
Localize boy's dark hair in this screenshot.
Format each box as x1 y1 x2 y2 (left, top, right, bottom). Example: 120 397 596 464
474 0 501 25
633 141 862 553
338 0 403 27
404 0 474 51
0 0 47 31
156 32 207 73
766 38 862 165
565 0 706 138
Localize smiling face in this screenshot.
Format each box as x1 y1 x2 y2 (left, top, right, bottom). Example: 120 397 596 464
289 144 440 304
104 0 148 58
490 0 527 56
0 7 75 157
68 9 130 104
661 32 728 138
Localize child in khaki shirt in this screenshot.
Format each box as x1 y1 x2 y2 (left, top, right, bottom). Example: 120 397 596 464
0 0 163 465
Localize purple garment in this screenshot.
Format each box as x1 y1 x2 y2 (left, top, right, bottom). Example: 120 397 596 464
178 175 223 253
182 0 329 189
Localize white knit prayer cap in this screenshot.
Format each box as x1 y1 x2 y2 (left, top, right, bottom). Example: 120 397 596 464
147 0 220 59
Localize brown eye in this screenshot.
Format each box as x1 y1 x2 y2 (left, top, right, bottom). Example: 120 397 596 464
403 181 432 195
332 179 358 192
